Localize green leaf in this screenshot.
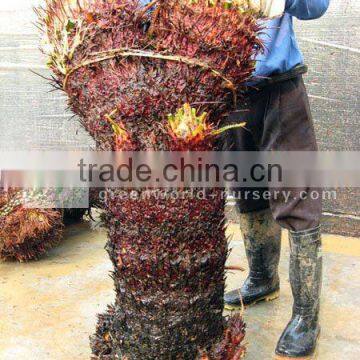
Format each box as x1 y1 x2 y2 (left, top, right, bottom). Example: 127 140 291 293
66 19 76 32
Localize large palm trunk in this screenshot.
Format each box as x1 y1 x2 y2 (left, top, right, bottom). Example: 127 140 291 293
38 0 263 358
92 188 236 359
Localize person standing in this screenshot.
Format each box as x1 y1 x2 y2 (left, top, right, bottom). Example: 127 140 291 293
223 0 330 358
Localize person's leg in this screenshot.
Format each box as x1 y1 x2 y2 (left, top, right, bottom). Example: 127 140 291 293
225 76 322 357
225 208 281 309
224 87 282 309
263 77 322 232
263 77 322 358
275 227 322 358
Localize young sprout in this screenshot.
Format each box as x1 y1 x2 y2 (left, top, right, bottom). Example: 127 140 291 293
168 103 246 142
168 103 209 142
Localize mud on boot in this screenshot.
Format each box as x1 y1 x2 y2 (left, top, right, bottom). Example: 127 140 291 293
225 208 281 310
275 226 322 358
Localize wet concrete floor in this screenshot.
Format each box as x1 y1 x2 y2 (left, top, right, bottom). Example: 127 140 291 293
0 221 359 359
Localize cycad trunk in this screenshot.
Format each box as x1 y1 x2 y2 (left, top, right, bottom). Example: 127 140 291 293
92 188 235 359
38 0 263 358
0 189 63 262
0 188 94 262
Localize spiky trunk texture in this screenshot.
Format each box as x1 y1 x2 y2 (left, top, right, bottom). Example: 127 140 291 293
0 189 63 262
93 187 247 359
0 188 101 262
38 0 263 358
89 113 248 358
39 0 262 151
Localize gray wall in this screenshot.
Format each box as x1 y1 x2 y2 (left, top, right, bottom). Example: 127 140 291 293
294 1 360 235
0 0 93 150
0 0 359 234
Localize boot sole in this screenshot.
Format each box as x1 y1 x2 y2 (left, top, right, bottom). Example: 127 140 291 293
224 290 280 311
274 330 320 360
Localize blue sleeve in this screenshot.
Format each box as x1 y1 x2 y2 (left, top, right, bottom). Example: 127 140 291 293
285 0 330 20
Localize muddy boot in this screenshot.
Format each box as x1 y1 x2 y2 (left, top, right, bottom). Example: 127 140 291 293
225 208 281 310
275 226 322 358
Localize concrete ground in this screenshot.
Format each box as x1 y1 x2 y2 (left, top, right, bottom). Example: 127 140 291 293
0 220 359 360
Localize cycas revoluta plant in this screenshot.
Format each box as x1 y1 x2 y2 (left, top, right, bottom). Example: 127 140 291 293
92 106 248 359
0 189 63 262
38 0 263 358
37 0 262 150
0 188 94 262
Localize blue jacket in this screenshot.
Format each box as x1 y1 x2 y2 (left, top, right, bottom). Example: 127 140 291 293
256 0 330 79
140 0 330 79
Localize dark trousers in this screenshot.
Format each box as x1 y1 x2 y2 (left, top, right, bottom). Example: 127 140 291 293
225 75 322 232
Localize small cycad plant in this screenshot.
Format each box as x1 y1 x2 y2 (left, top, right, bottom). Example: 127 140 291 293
0 189 64 262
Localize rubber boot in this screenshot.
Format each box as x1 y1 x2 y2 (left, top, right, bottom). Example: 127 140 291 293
275 226 322 358
225 208 282 310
